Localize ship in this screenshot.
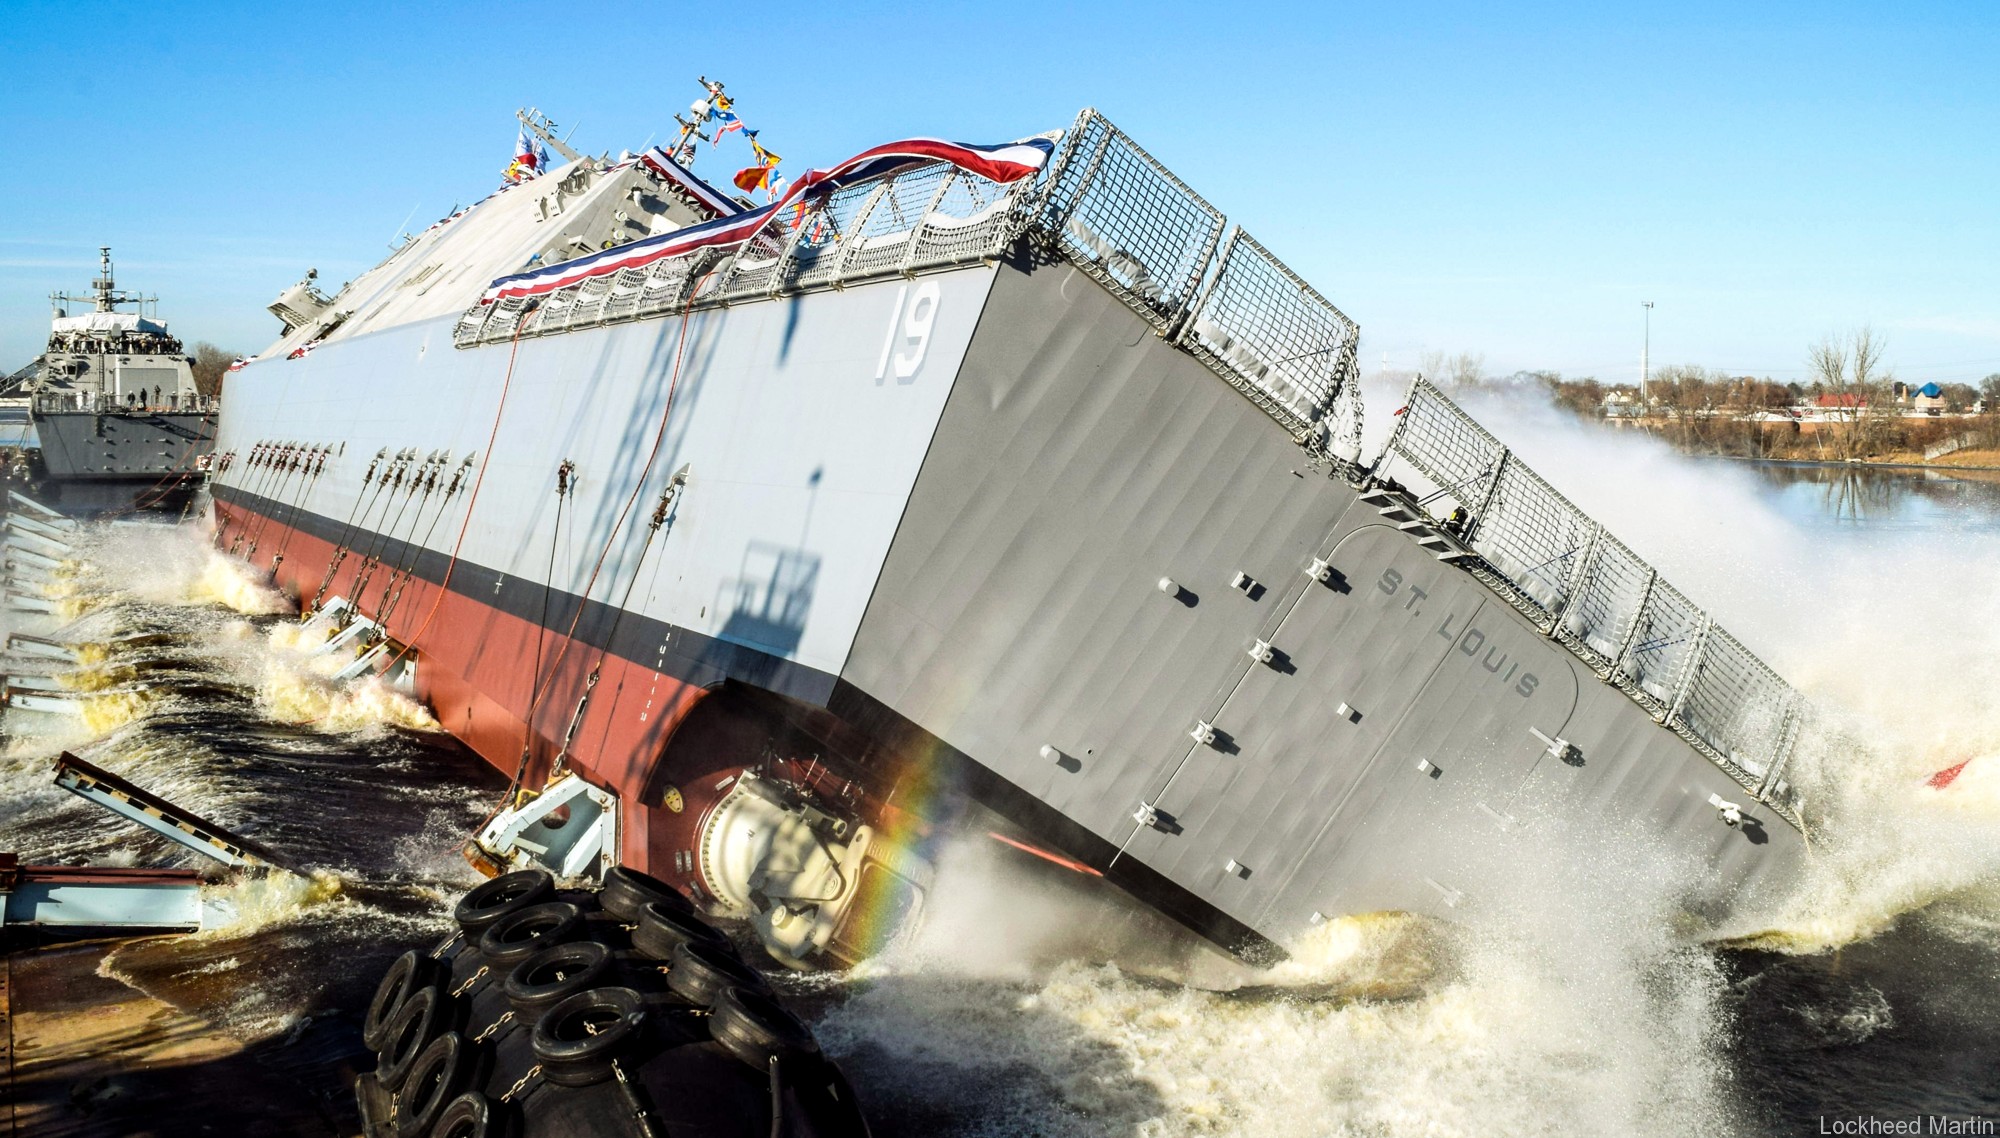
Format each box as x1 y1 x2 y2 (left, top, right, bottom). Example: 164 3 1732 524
5 248 218 512
204 98 1814 967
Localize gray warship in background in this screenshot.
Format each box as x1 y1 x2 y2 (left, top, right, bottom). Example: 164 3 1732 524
2 249 218 511
206 97 1815 968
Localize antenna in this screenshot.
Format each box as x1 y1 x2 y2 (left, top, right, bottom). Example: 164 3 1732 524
1640 301 1655 404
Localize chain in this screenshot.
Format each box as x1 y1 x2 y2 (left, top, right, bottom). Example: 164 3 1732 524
500 1063 544 1104
612 1058 664 1138
473 1010 515 1043
450 965 489 997
428 929 463 959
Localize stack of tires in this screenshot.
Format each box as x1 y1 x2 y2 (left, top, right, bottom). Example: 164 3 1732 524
355 867 869 1138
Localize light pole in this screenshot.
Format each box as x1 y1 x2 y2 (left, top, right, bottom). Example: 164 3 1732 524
1640 301 1655 407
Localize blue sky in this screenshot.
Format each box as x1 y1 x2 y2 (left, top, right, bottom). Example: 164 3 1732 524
3 1 1998 384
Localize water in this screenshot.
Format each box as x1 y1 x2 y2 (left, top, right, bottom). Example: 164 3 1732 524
1741 460 2000 536
2 451 1996 1137
0 523 502 1043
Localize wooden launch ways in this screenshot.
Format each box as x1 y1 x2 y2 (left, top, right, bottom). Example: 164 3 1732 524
210 482 1288 962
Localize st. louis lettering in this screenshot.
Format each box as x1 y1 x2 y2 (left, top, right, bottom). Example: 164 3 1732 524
1377 567 1427 614
1436 611 1538 699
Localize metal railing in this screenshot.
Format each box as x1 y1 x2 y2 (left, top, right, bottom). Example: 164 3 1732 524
31 392 216 414
1032 110 1224 332
1175 230 1359 437
452 110 1365 465
444 111 1813 825
1031 110 1361 452
1378 376 1808 825
454 142 1043 348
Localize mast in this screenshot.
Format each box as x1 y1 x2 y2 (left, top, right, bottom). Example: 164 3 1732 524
50 247 155 320
515 108 583 164
668 76 729 168
92 247 116 312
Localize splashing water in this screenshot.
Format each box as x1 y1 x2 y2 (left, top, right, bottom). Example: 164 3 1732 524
796 391 2000 1138
0 517 501 1043
3 422 1996 1138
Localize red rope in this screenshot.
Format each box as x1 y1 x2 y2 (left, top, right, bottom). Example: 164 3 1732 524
515 280 706 742
387 323 529 661
387 280 702 697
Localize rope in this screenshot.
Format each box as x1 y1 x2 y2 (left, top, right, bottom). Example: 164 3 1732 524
496 274 709 805
349 455 428 611
385 319 533 663
225 446 283 554
527 467 573 711
307 451 391 616
376 461 461 629
266 448 331 568
101 405 220 517
239 446 306 555
520 286 702 768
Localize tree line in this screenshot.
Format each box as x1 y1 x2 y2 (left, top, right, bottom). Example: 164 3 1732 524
1415 329 2000 463
190 342 239 398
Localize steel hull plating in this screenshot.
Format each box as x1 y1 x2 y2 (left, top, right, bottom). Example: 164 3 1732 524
210 248 1805 960
33 409 215 480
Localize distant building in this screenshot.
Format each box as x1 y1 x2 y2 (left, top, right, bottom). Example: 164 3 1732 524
1814 393 1867 411
1912 381 1946 415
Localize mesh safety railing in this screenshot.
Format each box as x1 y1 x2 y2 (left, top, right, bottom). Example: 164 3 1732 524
1031 109 1224 333
1557 530 1651 673
454 148 1040 348
1677 625 1799 788
1379 376 1807 823
1026 111 1364 453
454 109 1364 467
1175 229 1360 437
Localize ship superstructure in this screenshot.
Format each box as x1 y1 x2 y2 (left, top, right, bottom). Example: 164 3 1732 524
207 105 1813 965
18 249 216 500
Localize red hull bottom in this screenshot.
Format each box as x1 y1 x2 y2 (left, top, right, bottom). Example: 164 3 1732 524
209 491 1276 962
212 498 708 871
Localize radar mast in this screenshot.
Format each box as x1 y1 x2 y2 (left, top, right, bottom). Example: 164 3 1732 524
51 247 155 320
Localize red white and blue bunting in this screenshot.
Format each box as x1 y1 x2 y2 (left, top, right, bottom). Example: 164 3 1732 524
478 136 1054 306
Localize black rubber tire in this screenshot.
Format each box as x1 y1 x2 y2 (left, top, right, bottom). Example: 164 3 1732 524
393 1031 471 1138
666 940 768 1007
502 941 613 1016
477 901 583 967
632 901 730 961
531 986 648 1088
362 949 430 1051
375 986 443 1092
453 869 554 934
353 1070 393 1138
600 865 693 922
431 1091 498 1138
708 984 821 1071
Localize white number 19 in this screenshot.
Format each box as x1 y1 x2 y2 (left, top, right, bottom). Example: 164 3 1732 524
875 280 941 384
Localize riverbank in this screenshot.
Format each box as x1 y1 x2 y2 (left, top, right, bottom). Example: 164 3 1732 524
1708 452 2000 474
1604 416 2000 471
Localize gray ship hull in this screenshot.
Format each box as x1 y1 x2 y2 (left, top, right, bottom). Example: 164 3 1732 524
205 111 1809 962
839 259 1803 950
32 409 214 480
